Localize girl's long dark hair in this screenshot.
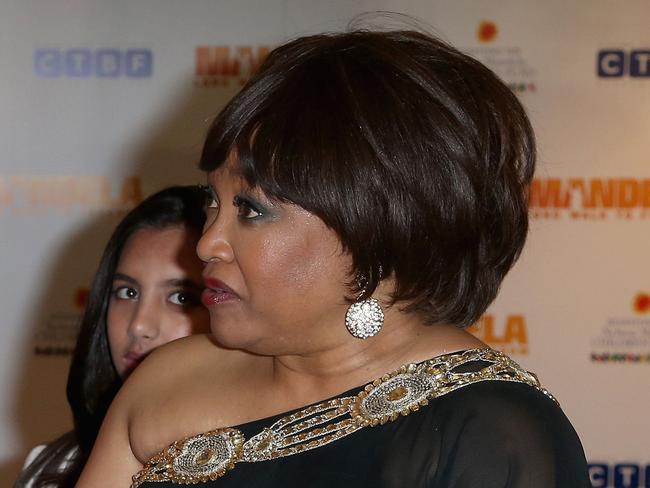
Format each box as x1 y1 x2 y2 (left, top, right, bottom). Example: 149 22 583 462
15 185 207 487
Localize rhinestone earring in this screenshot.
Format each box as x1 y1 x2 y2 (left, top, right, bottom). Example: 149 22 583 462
345 273 384 339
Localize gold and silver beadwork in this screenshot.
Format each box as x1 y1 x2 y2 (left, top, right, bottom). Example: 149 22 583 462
172 429 242 477
353 365 436 425
132 349 556 487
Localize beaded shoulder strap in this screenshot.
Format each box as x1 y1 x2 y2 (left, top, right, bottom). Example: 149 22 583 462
132 348 554 487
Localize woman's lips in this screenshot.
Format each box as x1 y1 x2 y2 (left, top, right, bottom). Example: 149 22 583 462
201 277 239 306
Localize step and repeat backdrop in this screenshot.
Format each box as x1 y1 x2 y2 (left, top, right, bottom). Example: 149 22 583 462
1 1 648 486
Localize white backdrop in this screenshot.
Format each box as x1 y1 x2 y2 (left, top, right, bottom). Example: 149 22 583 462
1 1 648 486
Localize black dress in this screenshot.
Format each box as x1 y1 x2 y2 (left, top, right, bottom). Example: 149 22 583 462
133 349 590 488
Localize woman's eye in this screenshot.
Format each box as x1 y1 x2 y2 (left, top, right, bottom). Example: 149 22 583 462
114 287 138 300
233 196 263 220
239 204 262 219
200 185 220 209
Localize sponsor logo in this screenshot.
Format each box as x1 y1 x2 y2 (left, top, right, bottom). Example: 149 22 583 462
597 50 650 78
590 294 650 363
477 21 498 43
0 175 142 215
468 314 528 354
589 462 650 487
466 22 537 96
34 49 153 78
34 313 80 356
508 82 536 94
633 293 650 314
74 287 90 310
194 45 271 87
529 178 650 220
591 352 650 363
34 287 90 356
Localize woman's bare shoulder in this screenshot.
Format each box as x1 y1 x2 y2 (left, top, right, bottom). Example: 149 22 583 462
133 334 268 388
120 334 271 463
136 334 250 374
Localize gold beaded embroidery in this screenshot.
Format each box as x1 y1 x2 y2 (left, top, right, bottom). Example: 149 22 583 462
132 349 555 487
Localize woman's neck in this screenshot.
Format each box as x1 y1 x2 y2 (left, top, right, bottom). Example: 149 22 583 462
268 308 484 407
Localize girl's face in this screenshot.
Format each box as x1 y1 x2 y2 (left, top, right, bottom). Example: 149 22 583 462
107 225 209 377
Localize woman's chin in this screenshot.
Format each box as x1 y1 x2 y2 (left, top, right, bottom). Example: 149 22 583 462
208 324 259 352
210 328 293 357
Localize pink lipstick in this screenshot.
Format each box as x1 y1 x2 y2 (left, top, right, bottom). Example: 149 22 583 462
202 278 239 306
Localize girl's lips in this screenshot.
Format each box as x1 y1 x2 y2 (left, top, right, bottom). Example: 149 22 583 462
123 351 148 371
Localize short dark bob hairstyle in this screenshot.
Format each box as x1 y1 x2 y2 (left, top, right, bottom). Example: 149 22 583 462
200 29 535 327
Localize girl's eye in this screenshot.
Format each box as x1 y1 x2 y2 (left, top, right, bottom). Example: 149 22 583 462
233 196 263 220
169 291 200 307
114 286 138 300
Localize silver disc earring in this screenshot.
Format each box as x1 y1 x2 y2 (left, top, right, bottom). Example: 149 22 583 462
345 272 384 339
345 297 384 339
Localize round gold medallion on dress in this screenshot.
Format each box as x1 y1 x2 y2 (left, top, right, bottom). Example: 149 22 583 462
354 369 437 424
172 429 244 479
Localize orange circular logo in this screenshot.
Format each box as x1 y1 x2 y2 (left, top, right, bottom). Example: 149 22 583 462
74 287 90 309
477 21 498 43
633 293 650 314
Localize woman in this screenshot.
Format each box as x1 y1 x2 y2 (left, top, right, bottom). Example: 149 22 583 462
78 29 590 487
16 186 210 487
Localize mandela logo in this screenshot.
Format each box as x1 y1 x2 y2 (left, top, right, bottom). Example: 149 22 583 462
0 175 142 215
195 45 271 87
468 314 528 355
530 178 650 220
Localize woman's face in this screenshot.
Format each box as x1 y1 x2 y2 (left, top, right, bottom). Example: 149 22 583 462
107 225 209 377
197 161 354 355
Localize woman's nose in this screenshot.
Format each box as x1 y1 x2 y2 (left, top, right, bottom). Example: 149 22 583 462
196 218 235 264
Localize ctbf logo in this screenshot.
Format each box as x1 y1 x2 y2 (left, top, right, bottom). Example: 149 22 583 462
589 463 650 487
34 49 153 78
597 50 650 77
